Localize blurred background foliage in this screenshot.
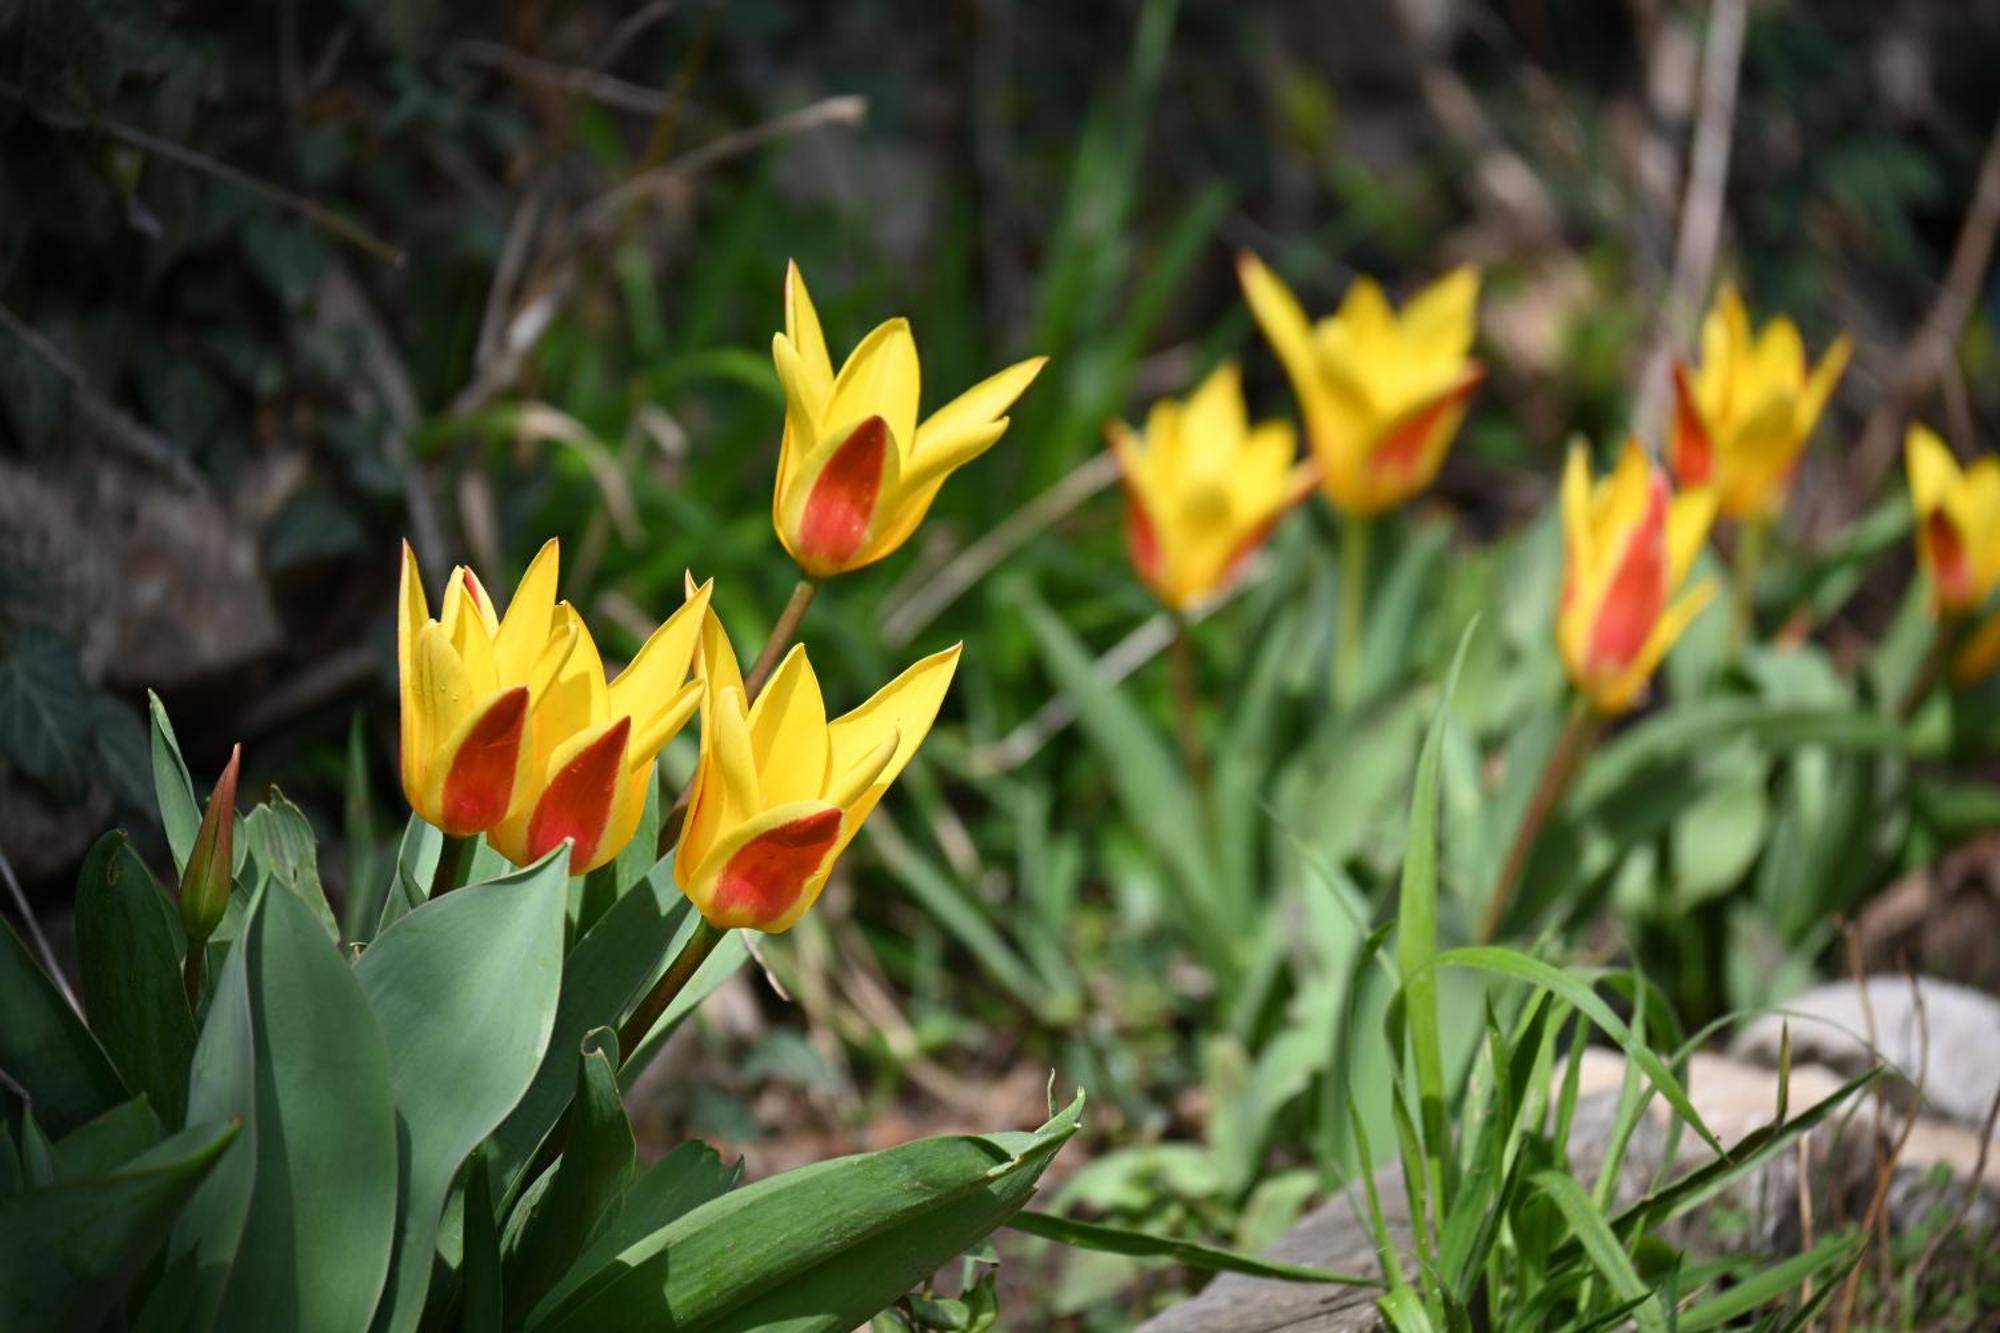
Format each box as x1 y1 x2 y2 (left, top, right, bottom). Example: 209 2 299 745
4 0 2000 1323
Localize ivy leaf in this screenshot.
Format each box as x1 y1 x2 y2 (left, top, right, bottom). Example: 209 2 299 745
0 625 92 799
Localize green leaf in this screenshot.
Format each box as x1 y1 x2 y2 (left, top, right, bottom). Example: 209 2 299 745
503 1030 636 1316
148 690 201 874
487 861 692 1198
0 625 91 798
50 1095 164 1180
525 1142 741 1326
243 791 339 940
341 712 384 943
1377 1287 1437 1333
0 911 126 1137
619 928 753 1091
460 1147 503 1333
1527 1169 1663 1332
0 1117 236 1333
1006 1209 1379 1286
201 886 402 1333
534 1093 1084 1332
354 848 570 1333
1674 1231 1862 1331
74 832 195 1126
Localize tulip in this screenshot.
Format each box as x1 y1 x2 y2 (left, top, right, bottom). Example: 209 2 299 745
400 540 709 874
1109 362 1315 613
1953 614 2000 686
770 260 1047 578
1669 285 1851 520
675 603 959 933
1906 423 2000 616
1236 253 1482 517
1558 439 1718 715
180 744 241 949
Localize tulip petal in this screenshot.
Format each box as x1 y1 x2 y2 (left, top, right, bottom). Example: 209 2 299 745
398 541 430 801
524 716 631 871
1237 252 1321 409
824 643 960 838
828 318 921 452
1365 364 1483 495
1585 468 1670 674
1597 579 1717 714
494 538 561 685
1796 333 1851 438
1951 611 2000 685
607 580 711 733
1669 361 1714 488
432 686 530 836
628 678 701 772
913 356 1046 461
793 416 892 575
441 567 499 694
689 801 845 933
784 259 834 395
1399 266 1480 366
412 623 476 779
1666 487 1717 590
747 644 831 806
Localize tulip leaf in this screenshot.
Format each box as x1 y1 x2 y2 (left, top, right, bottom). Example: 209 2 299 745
618 927 752 1092
209 885 401 1332
487 860 693 1198
74 832 196 1126
243 791 340 941
0 1116 236 1333
342 713 385 943
502 1029 635 1316
50 1094 164 1181
532 1092 1084 1332
1004 1209 1380 1286
353 847 570 1333
460 1147 504 1333
147 690 201 875
0 910 126 1138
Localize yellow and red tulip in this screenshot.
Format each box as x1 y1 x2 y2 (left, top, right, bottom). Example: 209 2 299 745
1906 424 2000 616
675 602 959 933
398 540 709 874
770 261 1046 578
1236 253 1482 517
180 744 240 946
1108 361 1315 613
1669 285 1851 520
1558 439 1718 715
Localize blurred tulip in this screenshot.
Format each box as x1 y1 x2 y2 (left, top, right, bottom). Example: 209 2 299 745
179 744 240 948
1906 423 2000 615
1108 362 1315 613
1558 440 1718 714
1952 612 2000 685
1236 253 1482 517
1669 285 1850 519
770 260 1046 577
676 602 958 933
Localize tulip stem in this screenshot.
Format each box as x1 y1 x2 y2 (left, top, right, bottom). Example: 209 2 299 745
1729 517 1769 657
1167 616 1213 826
1335 517 1371 710
430 832 476 899
616 918 725 1065
1898 615 1958 720
743 577 820 700
1479 697 1601 944
182 945 204 1012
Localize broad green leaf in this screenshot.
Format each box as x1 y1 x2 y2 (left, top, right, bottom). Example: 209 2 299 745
1666 747 1769 908
50 1095 163 1180
354 848 570 1333
620 929 754 1090
0 1117 235 1333
1527 1169 1662 1332
212 886 401 1333
535 1093 1084 1332
148 690 201 874
488 861 692 1197
74 832 195 1126
1006 1209 1379 1286
503 1030 636 1316
0 911 126 1137
0 625 91 798
525 1142 740 1326
460 1147 503 1333
243 791 339 940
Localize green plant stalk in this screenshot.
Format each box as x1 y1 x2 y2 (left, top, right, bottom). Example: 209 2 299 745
1478 698 1601 944
1897 613 1958 719
615 917 725 1065
181 943 204 1012
430 832 476 899
1165 614 1213 827
1335 517 1371 709
1728 516 1768 657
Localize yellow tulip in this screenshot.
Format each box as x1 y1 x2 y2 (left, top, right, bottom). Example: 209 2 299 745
1236 253 1482 517
675 599 959 933
1108 362 1315 612
399 540 708 873
1669 285 1851 520
1558 440 1718 715
1952 612 2000 686
770 261 1047 578
1906 423 2000 616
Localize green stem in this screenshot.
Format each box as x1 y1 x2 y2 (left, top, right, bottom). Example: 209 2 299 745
181 944 204 1013
430 832 476 898
1729 517 1769 658
615 918 725 1063
1898 615 1959 720
1479 697 1601 944
1335 517 1372 710
1166 615 1213 829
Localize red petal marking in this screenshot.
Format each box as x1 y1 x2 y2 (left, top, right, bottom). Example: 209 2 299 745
1669 363 1713 487
799 417 887 570
461 568 488 612
526 716 631 868
1219 512 1283 590
440 687 528 834
1371 370 1482 481
1586 473 1670 672
1122 486 1162 586
712 807 843 928
1927 510 1974 607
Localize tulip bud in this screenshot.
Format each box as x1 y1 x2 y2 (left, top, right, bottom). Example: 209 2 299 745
180 744 241 948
